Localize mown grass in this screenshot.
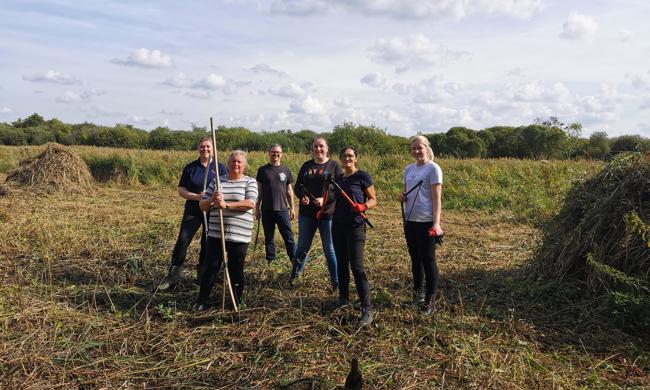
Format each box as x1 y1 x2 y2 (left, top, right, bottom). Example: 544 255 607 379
1 159 648 387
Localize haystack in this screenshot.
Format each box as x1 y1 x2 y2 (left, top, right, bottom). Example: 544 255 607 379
536 152 649 293
4 143 95 194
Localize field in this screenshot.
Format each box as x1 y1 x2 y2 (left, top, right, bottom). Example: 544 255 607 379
0 145 648 388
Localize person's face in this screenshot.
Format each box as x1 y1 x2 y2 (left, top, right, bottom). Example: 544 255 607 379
228 155 246 175
268 147 283 164
411 141 427 162
312 139 328 159
340 149 357 169
198 140 212 159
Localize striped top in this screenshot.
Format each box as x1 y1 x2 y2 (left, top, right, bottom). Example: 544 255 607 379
203 175 258 243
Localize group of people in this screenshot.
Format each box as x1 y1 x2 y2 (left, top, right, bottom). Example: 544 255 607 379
159 135 443 326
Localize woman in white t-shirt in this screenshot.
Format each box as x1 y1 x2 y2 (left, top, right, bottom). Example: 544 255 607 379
399 135 443 316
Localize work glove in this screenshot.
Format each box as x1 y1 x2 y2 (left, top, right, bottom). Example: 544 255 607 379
352 203 367 213
428 227 444 246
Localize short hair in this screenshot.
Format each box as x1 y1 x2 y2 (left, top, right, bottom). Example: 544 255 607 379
268 143 283 152
228 149 248 168
196 137 212 148
312 137 328 148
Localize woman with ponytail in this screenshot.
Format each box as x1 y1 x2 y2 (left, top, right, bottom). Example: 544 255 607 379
399 135 443 316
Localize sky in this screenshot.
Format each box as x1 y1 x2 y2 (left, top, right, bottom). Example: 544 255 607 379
1 0 649 137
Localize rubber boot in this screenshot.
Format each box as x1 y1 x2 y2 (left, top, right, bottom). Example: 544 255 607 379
159 265 182 291
359 308 373 327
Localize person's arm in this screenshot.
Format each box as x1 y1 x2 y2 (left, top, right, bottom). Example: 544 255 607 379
178 186 203 202
198 182 214 212
220 179 256 211
255 181 263 219
431 183 442 234
362 185 377 210
286 183 296 220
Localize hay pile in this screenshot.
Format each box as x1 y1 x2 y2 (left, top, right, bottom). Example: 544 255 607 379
3 143 95 194
537 152 649 293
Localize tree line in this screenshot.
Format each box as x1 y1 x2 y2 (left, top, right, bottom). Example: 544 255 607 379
1 113 649 159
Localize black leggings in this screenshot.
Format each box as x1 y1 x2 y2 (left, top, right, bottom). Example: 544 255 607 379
198 237 248 305
332 222 371 310
171 211 207 267
405 221 439 298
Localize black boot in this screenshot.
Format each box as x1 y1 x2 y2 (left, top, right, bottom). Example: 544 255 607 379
159 265 182 291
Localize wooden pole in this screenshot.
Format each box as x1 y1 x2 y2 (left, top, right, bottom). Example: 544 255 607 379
210 117 238 312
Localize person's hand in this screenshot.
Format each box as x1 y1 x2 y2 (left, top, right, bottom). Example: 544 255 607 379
398 192 406 203
197 191 205 201
352 203 367 213
313 197 324 208
428 225 443 237
289 208 295 220
301 196 310 206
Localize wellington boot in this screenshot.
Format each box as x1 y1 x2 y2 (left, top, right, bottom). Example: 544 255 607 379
413 290 425 305
159 265 182 291
420 296 435 316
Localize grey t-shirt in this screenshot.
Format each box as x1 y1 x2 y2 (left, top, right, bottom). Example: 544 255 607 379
403 161 443 223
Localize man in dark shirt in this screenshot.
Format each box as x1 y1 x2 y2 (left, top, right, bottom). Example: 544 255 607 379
255 144 296 265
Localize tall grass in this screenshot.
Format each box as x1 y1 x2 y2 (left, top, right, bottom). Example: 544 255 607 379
0 145 602 223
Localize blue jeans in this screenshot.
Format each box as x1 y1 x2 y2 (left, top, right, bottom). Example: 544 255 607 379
291 214 338 286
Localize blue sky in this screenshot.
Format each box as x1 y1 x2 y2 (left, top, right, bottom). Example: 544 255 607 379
1 0 649 137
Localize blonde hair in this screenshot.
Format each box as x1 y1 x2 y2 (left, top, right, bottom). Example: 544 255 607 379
228 149 248 168
410 135 434 161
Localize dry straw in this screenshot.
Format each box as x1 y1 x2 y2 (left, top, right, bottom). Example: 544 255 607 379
3 143 95 194
537 152 650 291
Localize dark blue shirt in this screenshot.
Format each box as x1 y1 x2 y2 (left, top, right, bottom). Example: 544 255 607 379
178 159 227 215
333 170 373 226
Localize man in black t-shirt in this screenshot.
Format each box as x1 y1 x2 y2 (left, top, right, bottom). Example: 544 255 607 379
255 144 296 265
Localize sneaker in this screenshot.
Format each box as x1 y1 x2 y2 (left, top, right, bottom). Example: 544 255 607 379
159 265 182 291
420 296 434 316
413 290 425 305
359 308 373 327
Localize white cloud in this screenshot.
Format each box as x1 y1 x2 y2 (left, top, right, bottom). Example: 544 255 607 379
56 89 106 103
640 98 650 110
0 107 12 114
503 81 571 102
360 72 387 88
368 34 470 72
160 108 183 116
560 13 598 40
162 73 193 88
130 115 156 125
628 70 650 90
289 95 327 115
185 90 211 100
23 70 81 85
250 63 288 77
264 0 542 20
111 48 173 68
392 76 462 103
193 74 227 90
620 29 633 42
333 97 351 108
268 82 307 97
87 105 123 117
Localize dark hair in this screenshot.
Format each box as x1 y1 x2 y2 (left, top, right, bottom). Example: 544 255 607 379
311 137 328 148
339 146 358 159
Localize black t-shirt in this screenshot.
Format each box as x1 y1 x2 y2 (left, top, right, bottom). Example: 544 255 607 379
256 163 293 212
295 159 342 220
333 170 373 226
178 159 227 215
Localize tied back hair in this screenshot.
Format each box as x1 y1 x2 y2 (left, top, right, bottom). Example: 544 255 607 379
410 135 435 161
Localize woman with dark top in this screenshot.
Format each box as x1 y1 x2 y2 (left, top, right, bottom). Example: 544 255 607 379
332 146 377 326
399 135 443 316
196 150 257 310
159 137 226 291
291 137 342 290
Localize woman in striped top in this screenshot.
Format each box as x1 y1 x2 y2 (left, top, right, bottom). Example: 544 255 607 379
197 150 258 310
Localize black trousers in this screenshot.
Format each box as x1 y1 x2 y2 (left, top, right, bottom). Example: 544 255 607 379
405 221 439 298
171 211 207 269
262 210 296 262
332 222 371 310
198 237 248 305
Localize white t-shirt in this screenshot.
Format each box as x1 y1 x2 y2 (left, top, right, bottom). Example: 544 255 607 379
403 161 443 223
